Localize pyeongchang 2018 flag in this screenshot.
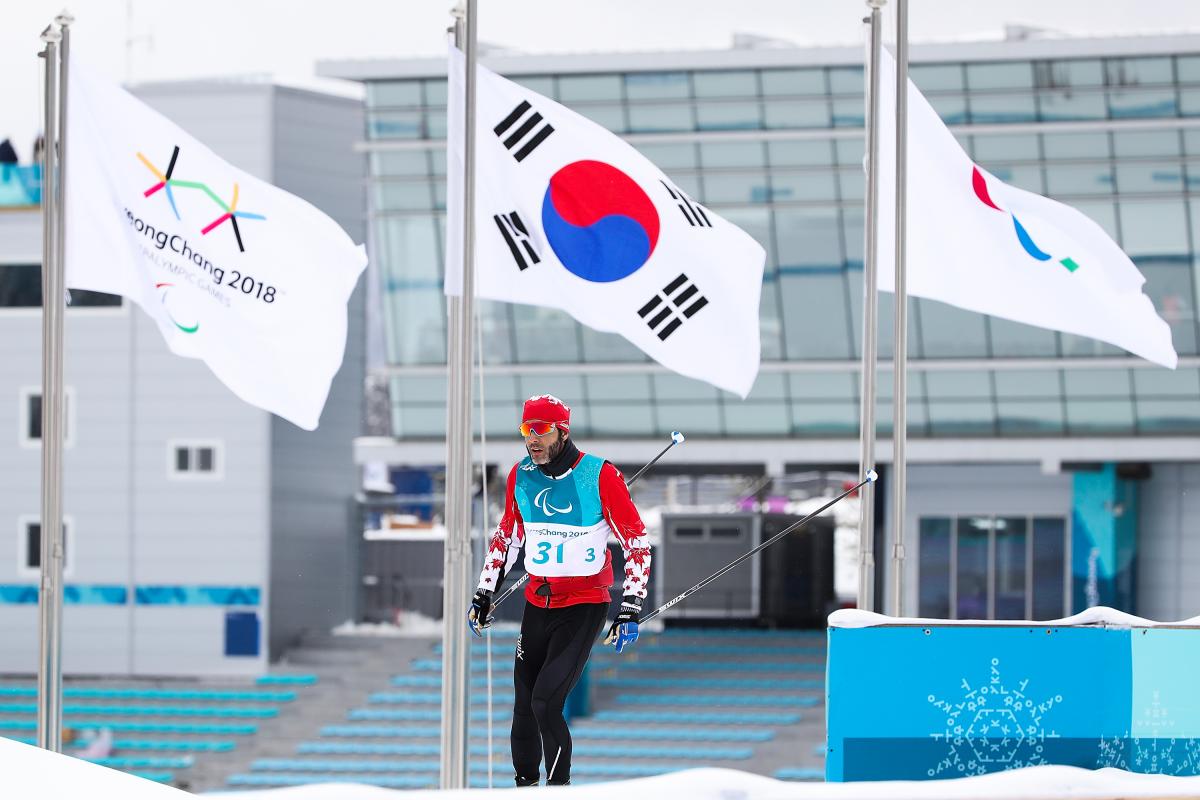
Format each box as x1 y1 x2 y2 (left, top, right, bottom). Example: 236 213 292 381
64 60 368 429
875 50 1177 368
444 47 765 397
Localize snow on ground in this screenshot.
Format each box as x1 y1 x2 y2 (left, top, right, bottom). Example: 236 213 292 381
8 735 1200 799
208 765 1200 799
2 736 190 799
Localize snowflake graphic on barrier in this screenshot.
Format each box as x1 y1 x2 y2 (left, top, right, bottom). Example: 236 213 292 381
926 657 1063 778
1097 691 1200 775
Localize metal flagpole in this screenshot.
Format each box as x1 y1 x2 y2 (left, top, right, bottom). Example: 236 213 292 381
473 168 493 792
440 0 477 789
857 0 885 613
891 0 909 618
36 12 71 754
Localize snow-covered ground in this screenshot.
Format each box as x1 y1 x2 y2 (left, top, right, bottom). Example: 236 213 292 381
8 734 1200 800
209 767 1200 799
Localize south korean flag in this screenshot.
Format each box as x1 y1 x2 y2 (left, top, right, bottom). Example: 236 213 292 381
444 46 764 398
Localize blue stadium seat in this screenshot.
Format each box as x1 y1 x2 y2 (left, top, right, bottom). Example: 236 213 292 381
347 692 515 709
0 687 294 702
297 740 751 760
592 710 802 725
389 676 510 689
548 763 691 777
252 758 441 773
614 693 818 708
256 675 318 686
659 628 824 639
299 742 442 756
548 743 751 760
87 756 193 769
569 726 772 743
383 677 441 689
595 643 824 656
599 677 822 690
325 709 507 724
0 703 277 719
323 724 441 738
0 719 257 735
774 766 825 781
229 774 435 788
610 661 821 673
116 739 235 752
350 707 512 722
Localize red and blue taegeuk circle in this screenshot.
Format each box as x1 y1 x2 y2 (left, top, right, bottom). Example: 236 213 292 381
541 160 660 283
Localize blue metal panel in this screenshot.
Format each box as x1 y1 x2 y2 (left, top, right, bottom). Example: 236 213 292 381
135 586 261 606
826 624 1132 781
225 611 261 658
0 585 127 605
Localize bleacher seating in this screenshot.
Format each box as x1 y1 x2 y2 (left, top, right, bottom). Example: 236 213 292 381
4 630 835 789
224 626 828 789
0 673 318 788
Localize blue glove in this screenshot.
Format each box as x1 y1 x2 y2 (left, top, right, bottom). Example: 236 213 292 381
467 589 493 637
604 597 641 653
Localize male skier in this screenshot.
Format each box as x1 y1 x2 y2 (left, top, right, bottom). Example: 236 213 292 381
467 394 652 787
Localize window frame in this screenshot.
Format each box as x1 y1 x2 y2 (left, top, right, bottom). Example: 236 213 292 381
917 512 1071 621
17 514 74 579
167 439 225 481
0 263 127 316
18 386 76 449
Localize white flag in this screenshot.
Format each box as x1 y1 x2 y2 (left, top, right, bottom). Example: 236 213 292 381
445 47 765 397
64 60 368 429
876 51 1178 369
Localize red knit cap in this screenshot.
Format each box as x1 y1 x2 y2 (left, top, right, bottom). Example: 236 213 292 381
522 394 571 432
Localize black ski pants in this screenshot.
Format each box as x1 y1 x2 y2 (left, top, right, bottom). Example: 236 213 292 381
511 599 609 785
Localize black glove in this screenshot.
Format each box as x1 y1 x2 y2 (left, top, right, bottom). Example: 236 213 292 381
604 595 642 653
467 589 493 636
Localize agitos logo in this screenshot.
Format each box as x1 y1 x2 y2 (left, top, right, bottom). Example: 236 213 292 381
972 166 1080 274
138 145 266 252
155 282 199 335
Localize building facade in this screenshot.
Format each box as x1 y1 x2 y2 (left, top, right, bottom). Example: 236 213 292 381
0 80 366 675
322 32 1200 624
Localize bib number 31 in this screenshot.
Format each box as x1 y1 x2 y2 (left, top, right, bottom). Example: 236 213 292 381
531 542 597 565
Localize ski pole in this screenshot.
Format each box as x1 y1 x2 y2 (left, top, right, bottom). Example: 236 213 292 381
485 431 686 617
639 469 878 626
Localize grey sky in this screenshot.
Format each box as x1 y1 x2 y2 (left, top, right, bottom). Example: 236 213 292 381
4 0 1200 162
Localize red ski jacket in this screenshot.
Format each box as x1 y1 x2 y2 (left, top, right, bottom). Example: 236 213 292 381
476 451 652 608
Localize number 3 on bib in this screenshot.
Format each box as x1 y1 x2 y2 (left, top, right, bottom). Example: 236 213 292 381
524 527 609 577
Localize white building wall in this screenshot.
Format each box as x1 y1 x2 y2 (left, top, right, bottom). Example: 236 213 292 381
1136 463 1200 621
0 82 328 676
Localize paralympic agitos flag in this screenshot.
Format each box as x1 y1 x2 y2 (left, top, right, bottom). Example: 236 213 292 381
63 59 368 429
875 51 1177 368
444 47 765 397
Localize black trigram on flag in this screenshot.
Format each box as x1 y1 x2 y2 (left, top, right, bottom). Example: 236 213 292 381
637 273 709 341
493 211 540 271
493 100 554 162
660 180 711 228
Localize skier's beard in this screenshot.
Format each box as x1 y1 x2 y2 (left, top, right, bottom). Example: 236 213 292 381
543 434 566 464
527 430 565 465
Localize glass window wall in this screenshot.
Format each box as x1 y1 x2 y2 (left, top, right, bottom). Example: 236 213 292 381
367 56 1200 440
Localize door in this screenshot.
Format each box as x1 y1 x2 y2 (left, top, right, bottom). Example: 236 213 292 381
918 514 1069 620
